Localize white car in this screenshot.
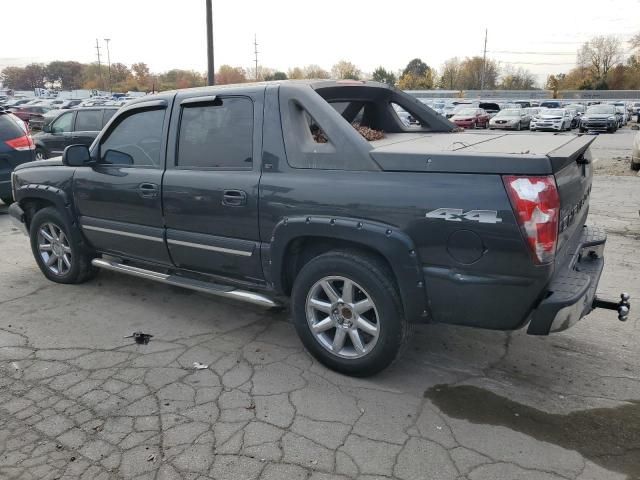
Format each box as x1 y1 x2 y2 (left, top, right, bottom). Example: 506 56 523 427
530 108 573 132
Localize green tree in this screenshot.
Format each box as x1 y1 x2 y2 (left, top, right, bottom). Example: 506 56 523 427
0 66 26 89
46 61 84 89
371 67 396 86
331 60 361 80
402 58 430 78
265 71 288 81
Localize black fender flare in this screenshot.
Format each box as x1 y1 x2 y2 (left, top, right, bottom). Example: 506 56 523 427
269 215 429 323
15 184 81 237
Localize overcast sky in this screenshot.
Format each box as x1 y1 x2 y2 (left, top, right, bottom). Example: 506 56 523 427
2 0 639 85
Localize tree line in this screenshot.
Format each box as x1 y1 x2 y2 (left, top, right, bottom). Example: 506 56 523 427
546 34 640 95
1 33 638 93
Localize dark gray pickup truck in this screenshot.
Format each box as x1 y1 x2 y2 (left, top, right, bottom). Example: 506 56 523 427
7 80 630 376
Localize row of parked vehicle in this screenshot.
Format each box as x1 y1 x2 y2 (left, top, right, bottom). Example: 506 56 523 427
414 99 636 133
0 94 137 131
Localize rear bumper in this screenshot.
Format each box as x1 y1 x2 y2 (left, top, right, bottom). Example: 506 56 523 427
527 226 606 335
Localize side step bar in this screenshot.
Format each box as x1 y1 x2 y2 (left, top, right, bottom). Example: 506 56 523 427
91 258 281 309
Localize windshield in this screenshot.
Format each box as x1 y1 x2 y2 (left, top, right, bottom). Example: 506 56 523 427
587 105 615 114
455 108 477 116
497 109 521 116
544 109 564 116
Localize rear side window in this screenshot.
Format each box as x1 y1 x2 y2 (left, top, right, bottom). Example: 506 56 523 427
177 97 253 169
100 109 165 167
75 110 103 131
102 109 117 126
0 114 26 140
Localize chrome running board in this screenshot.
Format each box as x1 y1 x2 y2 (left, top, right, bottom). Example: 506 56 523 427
91 258 280 308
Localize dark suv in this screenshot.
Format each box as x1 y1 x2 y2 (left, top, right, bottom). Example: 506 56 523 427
0 111 35 204
33 107 119 159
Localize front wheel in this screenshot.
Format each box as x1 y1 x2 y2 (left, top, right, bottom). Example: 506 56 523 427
291 251 408 376
29 207 97 284
516 122 522 131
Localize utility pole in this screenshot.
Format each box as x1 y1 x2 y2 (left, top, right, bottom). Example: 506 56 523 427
480 28 488 93
104 38 112 94
206 0 215 85
95 39 104 92
254 34 259 81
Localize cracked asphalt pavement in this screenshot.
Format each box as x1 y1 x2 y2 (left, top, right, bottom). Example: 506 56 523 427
1 130 639 480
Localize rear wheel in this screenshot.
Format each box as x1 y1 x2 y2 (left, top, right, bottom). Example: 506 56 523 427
29 207 97 284
35 148 47 160
631 161 640 172
291 250 408 376
516 122 522 131
1 196 13 205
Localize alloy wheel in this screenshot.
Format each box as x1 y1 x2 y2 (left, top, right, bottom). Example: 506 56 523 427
37 222 72 276
305 276 380 359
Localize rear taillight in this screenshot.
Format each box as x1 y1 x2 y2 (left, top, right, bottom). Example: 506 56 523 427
502 175 560 264
5 134 35 151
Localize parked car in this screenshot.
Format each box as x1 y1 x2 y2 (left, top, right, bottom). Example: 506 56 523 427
630 102 640 119
0 111 35 204
579 104 618 133
632 130 640 171
60 99 83 109
12 105 52 127
479 102 500 118
540 100 562 109
7 80 629 376
489 108 530 130
514 100 531 108
614 106 627 127
530 108 573 131
33 107 119 160
449 108 490 129
3 98 32 109
565 103 586 115
566 109 581 129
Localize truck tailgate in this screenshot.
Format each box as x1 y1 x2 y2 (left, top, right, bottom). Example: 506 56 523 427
370 132 596 251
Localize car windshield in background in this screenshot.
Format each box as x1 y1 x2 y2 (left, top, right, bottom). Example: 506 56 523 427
587 105 615 114
456 108 476 116
545 109 564 116
497 109 521 116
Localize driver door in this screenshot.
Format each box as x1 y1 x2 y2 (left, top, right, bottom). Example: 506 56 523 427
42 110 75 156
73 102 172 264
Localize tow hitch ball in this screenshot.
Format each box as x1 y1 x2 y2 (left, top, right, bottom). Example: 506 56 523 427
593 293 631 321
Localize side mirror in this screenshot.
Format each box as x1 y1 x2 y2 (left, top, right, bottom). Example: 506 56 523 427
62 144 93 167
42 124 51 133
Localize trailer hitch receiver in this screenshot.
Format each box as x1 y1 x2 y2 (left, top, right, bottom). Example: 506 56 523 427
593 293 631 321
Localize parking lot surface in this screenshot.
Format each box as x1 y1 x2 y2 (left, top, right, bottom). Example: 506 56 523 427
1 129 639 480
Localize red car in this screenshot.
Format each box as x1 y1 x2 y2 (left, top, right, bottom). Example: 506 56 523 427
12 105 51 126
449 108 490 129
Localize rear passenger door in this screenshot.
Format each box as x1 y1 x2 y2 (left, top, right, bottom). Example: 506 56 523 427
163 92 264 283
72 109 104 149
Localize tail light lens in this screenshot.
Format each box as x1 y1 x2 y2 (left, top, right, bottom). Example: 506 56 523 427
502 175 560 264
5 134 35 151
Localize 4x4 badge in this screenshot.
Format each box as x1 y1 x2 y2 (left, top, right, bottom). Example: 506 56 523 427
425 208 502 224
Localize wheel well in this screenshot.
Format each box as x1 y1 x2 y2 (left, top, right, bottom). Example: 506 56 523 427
20 198 56 230
281 236 396 296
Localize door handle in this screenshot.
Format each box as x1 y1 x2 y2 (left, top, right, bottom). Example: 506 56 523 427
222 189 247 206
138 182 159 198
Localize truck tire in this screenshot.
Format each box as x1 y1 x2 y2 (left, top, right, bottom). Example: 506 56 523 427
291 250 408 376
29 207 97 284
1 197 13 206
631 161 640 172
